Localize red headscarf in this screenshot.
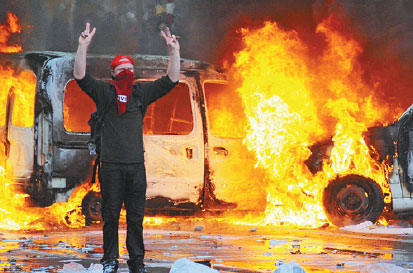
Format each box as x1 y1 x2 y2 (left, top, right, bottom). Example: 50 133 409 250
111 55 135 115
111 55 134 70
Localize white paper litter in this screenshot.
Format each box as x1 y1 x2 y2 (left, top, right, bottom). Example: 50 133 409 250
273 261 306 273
169 258 219 273
269 239 287 246
60 262 103 273
360 262 409 273
341 221 413 235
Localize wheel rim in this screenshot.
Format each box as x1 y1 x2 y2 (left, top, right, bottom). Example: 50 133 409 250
323 174 384 226
82 192 102 221
336 184 371 217
89 200 101 217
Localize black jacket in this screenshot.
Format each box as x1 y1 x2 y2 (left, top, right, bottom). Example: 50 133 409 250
76 73 178 163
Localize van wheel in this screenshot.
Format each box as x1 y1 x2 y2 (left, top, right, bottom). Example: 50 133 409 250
82 191 102 225
323 175 384 227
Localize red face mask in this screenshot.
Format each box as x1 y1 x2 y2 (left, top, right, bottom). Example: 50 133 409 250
114 69 134 115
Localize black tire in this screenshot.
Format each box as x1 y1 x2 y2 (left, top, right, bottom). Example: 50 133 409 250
81 191 102 225
323 174 384 227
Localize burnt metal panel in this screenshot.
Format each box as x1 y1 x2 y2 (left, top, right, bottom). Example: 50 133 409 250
365 125 398 163
52 146 93 189
189 70 216 208
396 110 413 193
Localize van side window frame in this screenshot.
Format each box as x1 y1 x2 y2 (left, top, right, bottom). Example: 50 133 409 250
62 77 196 136
202 80 246 139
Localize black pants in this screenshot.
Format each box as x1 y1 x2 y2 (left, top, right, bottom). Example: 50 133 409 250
99 162 147 266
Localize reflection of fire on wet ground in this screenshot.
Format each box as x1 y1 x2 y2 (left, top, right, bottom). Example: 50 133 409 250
0 219 412 272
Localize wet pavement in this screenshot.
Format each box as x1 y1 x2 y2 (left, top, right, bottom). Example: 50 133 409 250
0 217 413 272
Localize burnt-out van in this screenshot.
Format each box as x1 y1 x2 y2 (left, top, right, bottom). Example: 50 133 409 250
0 51 265 222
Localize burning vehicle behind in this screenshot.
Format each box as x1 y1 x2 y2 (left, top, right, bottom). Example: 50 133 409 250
2 50 413 227
0 51 264 224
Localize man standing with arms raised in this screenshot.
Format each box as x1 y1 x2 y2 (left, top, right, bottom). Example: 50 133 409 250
73 22 180 273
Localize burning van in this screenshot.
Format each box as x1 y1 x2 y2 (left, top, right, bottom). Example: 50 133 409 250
2 51 413 227
0 51 264 224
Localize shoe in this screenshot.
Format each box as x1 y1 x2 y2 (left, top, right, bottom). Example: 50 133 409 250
102 258 118 273
137 267 148 273
129 265 148 273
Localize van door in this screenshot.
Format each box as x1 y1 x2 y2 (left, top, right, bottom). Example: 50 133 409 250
2 70 37 185
142 80 205 204
202 81 266 210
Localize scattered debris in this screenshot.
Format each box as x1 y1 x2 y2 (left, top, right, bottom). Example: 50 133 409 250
269 239 286 246
341 221 413 235
274 261 284 267
290 244 301 254
336 262 345 268
80 246 94 253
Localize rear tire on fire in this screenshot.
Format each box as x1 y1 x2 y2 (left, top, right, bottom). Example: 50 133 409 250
323 174 384 227
82 191 102 225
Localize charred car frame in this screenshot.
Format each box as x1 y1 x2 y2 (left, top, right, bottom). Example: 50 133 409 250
0 51 263 223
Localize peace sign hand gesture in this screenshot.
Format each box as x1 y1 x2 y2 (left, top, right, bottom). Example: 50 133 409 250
161 27 180 52
78 23 96 47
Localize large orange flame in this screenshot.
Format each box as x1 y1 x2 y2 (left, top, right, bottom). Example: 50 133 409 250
0 64 43 230
0 12 22 53
0 67 36 127
229 16 395 227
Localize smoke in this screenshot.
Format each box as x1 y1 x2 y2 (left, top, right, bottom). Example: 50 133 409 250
179 0 317 64
1 0 413 110
312 0 413 112
0 0 317 59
